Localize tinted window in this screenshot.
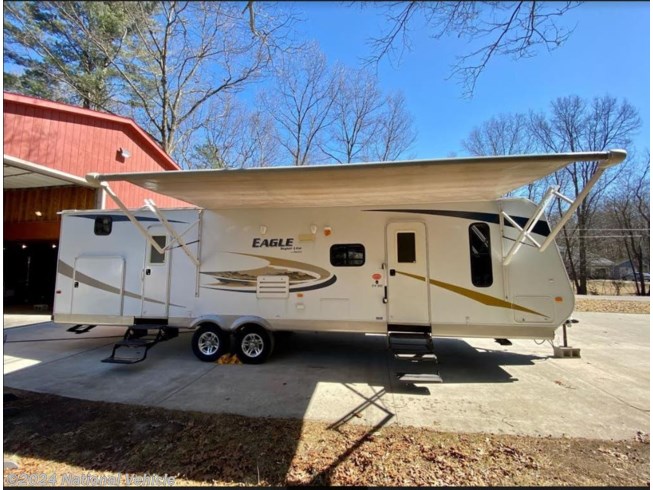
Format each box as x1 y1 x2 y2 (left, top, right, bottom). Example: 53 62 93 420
330 244 365 267
469 223 493 287
94 216 112 235
149 235 167 264
397 232 416 263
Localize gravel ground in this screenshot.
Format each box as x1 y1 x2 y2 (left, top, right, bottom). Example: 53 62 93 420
574 297 649 314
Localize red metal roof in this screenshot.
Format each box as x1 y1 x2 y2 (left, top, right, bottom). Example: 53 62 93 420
3 91 191 209
3 92 180 171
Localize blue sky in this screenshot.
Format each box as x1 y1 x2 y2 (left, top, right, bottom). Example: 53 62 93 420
290 2 650 160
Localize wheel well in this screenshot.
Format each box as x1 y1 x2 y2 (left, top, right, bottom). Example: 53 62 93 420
196 321 225 332
234 322 267 334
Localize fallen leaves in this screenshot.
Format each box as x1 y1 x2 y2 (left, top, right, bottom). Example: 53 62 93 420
2 388 650 487
216 353 242 364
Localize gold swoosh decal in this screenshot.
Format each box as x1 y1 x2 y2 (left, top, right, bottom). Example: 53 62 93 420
396 271 545 317
201 252 336 292
229 252 332 280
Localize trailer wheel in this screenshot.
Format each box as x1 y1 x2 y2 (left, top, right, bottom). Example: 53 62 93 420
192 324 228 362
234 325 273 364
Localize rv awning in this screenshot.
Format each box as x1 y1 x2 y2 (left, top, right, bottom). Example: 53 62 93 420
87 149 627 209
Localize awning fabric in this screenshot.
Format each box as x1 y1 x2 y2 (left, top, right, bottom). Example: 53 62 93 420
87 149 627 209
4 154 94 189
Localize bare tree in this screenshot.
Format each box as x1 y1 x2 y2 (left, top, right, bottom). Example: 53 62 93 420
529 95 641 294
463 113 535 156
462 112 540 198
319 68 385 163
261 43 340 166
75 1 294 164
370 92 416 161
605 155 650 295
365 1 580 97
191 96 279 169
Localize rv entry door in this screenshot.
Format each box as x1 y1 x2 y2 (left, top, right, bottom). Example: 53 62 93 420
141 226 171 318
386 222 430 325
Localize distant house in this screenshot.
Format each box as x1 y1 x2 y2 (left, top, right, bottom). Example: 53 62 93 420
588 258 614 279
612 259 641 280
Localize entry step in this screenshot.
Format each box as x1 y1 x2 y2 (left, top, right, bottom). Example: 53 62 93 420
396 373 443 384
102 339 150 364
66 324 96 335
115 339 150 347
393 352 438 362
391 346 436 357
101 357 144 365
388 332 434 354
387 324 431 334
102 326 178 365
388 332 432 340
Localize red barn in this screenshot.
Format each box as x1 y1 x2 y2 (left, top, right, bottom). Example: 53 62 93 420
3 92 192 310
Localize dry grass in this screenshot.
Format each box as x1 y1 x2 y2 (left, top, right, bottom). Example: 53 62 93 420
3 389 649 487
575 298 649 314
586 279 648 296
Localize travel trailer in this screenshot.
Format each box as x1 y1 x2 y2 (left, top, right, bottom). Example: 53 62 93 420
53 149 626 379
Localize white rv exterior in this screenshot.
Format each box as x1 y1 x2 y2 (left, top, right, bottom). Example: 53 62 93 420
52 149 627 364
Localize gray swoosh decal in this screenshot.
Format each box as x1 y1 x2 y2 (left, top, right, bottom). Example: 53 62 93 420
58 260 184 308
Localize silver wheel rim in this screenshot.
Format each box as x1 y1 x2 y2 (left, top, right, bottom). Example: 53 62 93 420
198 331 220 356
242 333 264 358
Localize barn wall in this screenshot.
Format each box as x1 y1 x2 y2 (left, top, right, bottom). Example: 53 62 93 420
4 186 97 241
3 95 192 209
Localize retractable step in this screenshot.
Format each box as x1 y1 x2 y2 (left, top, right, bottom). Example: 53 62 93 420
102 326 177 364
387 325 442 383
393 352 438 362
388 331 435 358
102 339 151 364
66 324 96 335
396 373 443 384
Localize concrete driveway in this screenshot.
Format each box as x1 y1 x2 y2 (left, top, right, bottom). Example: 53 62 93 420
3 312 649 441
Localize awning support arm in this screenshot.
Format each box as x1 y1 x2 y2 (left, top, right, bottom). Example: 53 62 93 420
502 186 558 266
100 182 167 255
539 166 607 252
144 199 200 267
502 163 609 265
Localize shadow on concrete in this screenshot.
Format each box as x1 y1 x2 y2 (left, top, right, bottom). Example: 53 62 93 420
3 324 546 484
433 338 546 384
274 332 544 386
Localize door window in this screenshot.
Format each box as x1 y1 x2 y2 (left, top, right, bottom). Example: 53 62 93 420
469 223 493 287
397 232 416 263
148 236 167 264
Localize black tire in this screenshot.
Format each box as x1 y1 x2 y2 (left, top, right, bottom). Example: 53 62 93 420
234 324 273 364
191 323 229 362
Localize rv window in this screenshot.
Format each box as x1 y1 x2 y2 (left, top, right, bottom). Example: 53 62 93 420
397 232 416 263
330 244 365 267
94 216 112 236
469 223 493 287
149 235 167 264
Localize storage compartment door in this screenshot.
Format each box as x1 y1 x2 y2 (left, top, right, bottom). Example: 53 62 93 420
71 256 125 316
